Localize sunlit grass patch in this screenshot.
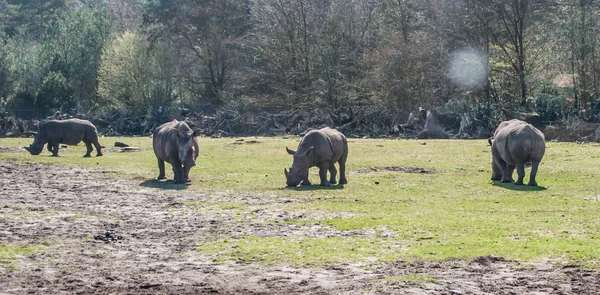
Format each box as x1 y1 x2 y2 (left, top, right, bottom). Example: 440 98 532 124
197 236 404 266
3 137 600 268
0 243 45 271
387 274 436 286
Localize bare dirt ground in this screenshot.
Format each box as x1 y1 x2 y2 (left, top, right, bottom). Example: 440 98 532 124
1 159 599 294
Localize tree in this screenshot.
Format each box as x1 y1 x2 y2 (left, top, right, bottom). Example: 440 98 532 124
0 32 15 100
98 31 178 116
464 0 547 106
141 0 249 104
40 5 112 113
248 0 381 109
35 71 73 116
4 0 66 38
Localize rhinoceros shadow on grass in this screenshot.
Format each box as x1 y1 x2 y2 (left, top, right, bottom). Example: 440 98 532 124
139 179 189 190
491 181 546 191
288 184 345 191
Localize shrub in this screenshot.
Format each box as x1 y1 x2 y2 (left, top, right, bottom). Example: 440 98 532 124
531 92 576 122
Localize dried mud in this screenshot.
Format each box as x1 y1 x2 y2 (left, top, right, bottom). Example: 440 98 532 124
1 160 599 294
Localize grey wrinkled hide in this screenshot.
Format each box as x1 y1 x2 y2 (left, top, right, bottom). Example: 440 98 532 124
153 120 201 184
285 127 348 187
491 119 546 186
25 119 103 157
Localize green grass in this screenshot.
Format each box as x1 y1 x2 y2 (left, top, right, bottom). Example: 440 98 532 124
385 274 436 286
197 236 403 266
2 136 600 268
0 243 45 270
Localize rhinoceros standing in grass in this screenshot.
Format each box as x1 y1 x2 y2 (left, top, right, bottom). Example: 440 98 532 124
490 119 546 186
152 120 201 184
25 118 103 157
285 127 348 187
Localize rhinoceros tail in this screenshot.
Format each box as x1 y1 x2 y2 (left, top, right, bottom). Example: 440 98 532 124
487 137 493 146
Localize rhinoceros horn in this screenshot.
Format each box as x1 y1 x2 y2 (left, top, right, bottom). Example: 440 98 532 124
284 168 290 180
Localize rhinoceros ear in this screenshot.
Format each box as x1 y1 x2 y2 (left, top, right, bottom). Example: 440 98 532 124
304 146 314 156
286 147 296 155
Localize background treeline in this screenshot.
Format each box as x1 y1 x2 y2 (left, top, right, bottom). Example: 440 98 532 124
0 0 599 135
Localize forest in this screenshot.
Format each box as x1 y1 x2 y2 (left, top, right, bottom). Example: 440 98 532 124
0 0 598 136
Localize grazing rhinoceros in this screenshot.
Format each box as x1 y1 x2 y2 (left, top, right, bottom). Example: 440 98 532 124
285 127 348 187
25 118 103 157
152 119 201 184
490 119 545 186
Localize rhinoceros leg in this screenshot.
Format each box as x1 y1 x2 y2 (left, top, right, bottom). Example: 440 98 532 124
499 160 514 183
491 159 502 181
46 143 54 153
339 152 348 185
170 158 186 184
173 166 186 184
507 165 515 180
157 158 167 180
93 141 103 157
83 140 93 157
528 161 540 186
318 162 331 186
50 142 60 157
328 164 337 184
514 163 526 185
184 165 193 182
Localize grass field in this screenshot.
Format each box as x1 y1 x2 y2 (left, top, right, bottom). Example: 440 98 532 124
1 136 600 268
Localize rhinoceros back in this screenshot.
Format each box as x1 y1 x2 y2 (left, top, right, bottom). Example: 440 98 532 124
298 127 347 165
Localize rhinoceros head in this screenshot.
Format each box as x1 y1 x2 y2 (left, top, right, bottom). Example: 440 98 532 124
172 124 201 169
284 146 313 186
25 137 44 155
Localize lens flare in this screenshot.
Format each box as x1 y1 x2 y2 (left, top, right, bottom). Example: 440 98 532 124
448 49 488 88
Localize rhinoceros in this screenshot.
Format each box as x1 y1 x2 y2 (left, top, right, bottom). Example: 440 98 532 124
285 127 348 187
490 119 546 186
25 118 103 157
152 119 201 184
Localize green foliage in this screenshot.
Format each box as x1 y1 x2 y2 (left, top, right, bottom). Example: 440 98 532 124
5 91 36 118
3 1 600 117
2 0 67 38
98 31 177 117
40 5 112 113
141 0 248 105
35 71 73 116
6 32 44 97
0 243 44 270
531 91 577 122
0 31 15 100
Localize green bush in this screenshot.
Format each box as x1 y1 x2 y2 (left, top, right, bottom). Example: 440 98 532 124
35 71 74 117
5 91 37 119
531 92 576 122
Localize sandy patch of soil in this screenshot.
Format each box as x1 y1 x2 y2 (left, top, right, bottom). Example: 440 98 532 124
0 160 598 294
